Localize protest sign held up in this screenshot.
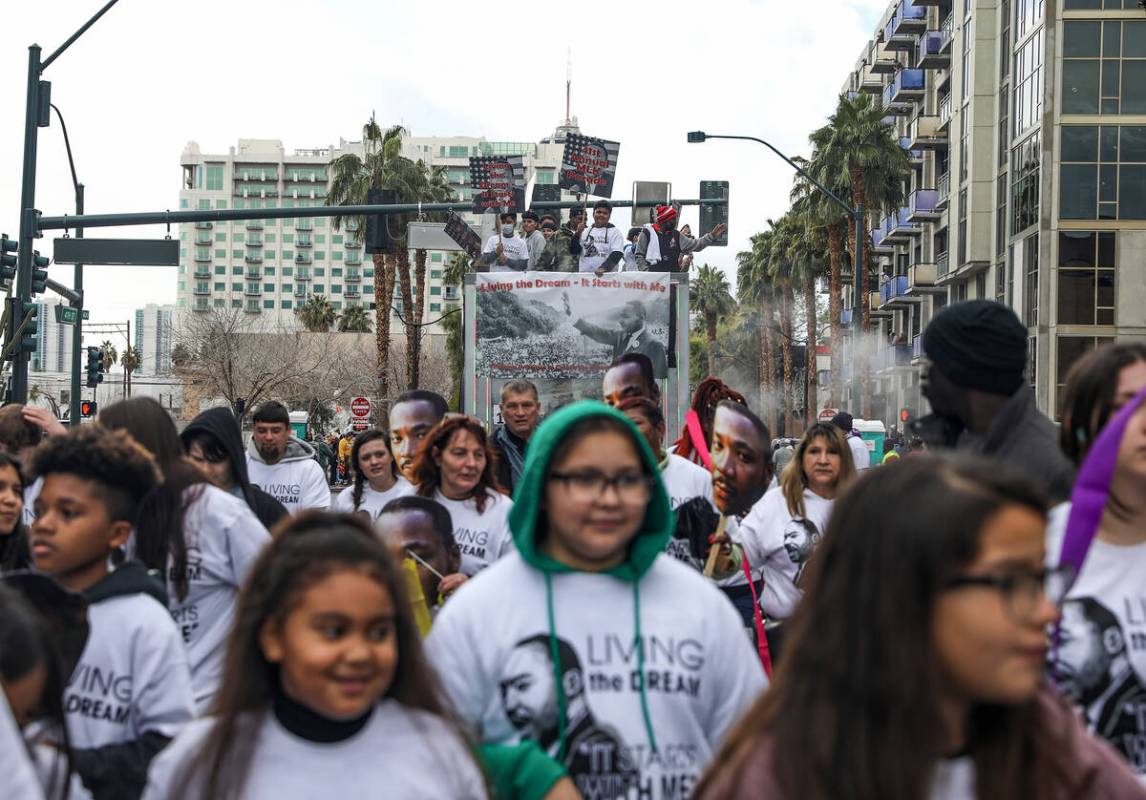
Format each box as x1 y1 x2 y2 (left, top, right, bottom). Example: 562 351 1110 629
469 155 525 214
559 133 621 198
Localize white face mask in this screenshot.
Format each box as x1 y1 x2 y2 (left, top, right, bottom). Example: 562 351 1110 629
501 225 515 236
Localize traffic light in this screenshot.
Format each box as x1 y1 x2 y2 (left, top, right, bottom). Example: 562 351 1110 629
3 299 38 361
19 303 38 355
31 251 49 295
80 400 98 418
899 407 915 428
0 235 16 286
85 346 104 388
365 188 395 254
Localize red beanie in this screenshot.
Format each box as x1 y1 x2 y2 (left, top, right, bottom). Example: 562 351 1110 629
655 205 677 224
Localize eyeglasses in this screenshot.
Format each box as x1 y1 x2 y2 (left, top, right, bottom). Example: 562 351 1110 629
946 564 1074 621
549 471 653 504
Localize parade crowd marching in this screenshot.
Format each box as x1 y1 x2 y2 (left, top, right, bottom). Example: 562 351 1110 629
1 296 1146 799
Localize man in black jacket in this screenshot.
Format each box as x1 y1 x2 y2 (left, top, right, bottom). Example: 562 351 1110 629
181 407 289 530
492 379 540 495
916 300 1075 502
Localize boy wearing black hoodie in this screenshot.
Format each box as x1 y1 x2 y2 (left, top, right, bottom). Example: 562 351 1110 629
29 427 194 800
181 406 288 530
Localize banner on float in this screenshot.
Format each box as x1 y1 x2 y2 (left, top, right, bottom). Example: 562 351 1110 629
470 155 525 214
475 271 670 379
559 133 621 198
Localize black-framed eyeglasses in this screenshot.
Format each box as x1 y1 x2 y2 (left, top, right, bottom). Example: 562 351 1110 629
549 471 654 504
946 564 1074 621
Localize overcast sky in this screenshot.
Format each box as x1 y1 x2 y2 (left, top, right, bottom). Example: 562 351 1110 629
0 0 885 341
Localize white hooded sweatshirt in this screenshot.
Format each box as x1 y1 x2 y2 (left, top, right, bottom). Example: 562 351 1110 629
246 436 330 513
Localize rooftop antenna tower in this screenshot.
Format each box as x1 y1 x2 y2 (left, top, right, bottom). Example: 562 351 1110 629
565 48 573 126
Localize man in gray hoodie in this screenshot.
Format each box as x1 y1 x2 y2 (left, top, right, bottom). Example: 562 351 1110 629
245 401 330 513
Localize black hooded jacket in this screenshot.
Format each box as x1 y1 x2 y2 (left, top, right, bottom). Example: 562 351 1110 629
180 407 288 531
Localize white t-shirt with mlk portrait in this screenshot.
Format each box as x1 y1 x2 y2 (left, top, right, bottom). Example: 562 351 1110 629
725 486 834 620
1047 503 1146 780
482 234 530 273
331 478 415 522
578 225 625 273
433 488 515 576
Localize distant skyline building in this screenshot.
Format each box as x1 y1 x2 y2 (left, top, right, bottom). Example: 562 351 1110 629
134 303 175 375
29 296 74 375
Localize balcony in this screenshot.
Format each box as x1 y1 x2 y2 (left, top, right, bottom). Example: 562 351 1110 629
284 171 326 183
296 270 311 281
937 250 950 276
900 136 924 166
194 235 212 246
889 1 927 37
345 270 361 283
842 308 853 327
870 291 893 316
194 222 212 230
345 288 361 299
246 221 263 231
913 333 924 362
193 284 210 296
194 251 211 262
444 286 460 302
939 13 954 55
870 56 898 75
345 254 363 266
244 285 261 296
937 172 950 209
937 94 952 130
193 298 210 312
871 220 894 254
296 237 313 248
244 302 261 314
245 267 262 279
879 275 911 307
235 170 278 182
295 253 313 265
193 267 211 279
345 238 362 249
246 238 263 248
345 222 359 232
908 189 941 222
245 254 263 264
908 261 944 294
236 188 278 199
859 63 885 95
296 221 313 232
294 286 308 298
885 208 922 242
909 114 947 150
918 30 951 69
883 69 925 112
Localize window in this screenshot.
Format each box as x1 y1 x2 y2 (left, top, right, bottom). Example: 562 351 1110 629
215 232 226 242
214 282 225 291
1011 132 1040 233
431 286 442 296
315 268 326 277
1065 0 1144 7
332 285 342 294
960 112 969 183
233 266 244 275
232 250 243 259
315 251 325 260
264 300 274 309
1015 0 1043 38
962 17 973 98
1057 231 1115 325
1056 335 1115 412
265 267 275 276
214 265 225 275
215 249 227 259
1023 232 1039 327
431 303 441 312
1060 125 1146 220
264 283 274 292
431 269 442 279
1000 0 1012 80
332 268 343 277
996 175 1008 256
996 259 1007 302
998 85 1010 167
314 284 325 293
958 188 969 265
1014 30 1044 136
431 252 443 263
1062 21 1146 115
198 199 211 210
231 282 242 291
282 300 293 309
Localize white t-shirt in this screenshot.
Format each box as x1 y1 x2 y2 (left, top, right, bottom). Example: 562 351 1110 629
143 699 487 800
0 692 42 800
331 477 415 521
22 476 42 527
929 757 975 799
578 225 625 273
426 552 767 799
662 454 718 568
165 487 271 711
482 234 530 273
1047 503 1146 779
725 486 834 620
433 489 515 576
848 434 871 470
247 456 330 513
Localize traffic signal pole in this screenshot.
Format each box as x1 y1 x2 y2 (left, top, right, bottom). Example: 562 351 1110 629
12 44 44 404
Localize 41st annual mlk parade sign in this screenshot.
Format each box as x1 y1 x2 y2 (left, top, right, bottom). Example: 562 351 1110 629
475 272 671 380
559 133 621 198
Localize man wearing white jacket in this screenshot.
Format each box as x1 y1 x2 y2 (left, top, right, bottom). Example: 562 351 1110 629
245 401 330 513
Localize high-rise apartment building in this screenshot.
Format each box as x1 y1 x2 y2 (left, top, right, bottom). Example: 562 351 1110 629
840 0 1146 422
29 297 74 375
134 303 175 375
175 128 574 334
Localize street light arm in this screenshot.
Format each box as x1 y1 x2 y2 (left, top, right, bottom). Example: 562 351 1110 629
42 0 123 70
50 104 80 194
699 134 855 217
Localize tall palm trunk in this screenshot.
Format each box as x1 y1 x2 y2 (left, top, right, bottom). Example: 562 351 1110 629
705 312 718 377
849 167 873 419
827 222 845 408
780 287 794 437
411 248 428 389
804 268 818 427
760 293 777 435
396 246 415 390
372 252 392 403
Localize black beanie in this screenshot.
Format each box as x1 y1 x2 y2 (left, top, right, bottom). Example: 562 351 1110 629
830 411 854 432
923 300 1027 395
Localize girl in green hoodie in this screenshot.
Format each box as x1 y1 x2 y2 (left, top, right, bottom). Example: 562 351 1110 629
426 401 766 800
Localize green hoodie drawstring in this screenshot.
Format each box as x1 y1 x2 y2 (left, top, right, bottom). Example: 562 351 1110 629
544 573 569 762
544 571 659 763
631 575 659 754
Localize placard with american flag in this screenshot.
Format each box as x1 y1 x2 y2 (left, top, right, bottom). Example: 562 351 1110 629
559 134 621 198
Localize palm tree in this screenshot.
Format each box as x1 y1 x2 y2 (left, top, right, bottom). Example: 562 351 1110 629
787 201 827 426
326 117 407 401
766 217 798 434
690 264 735 378
811 92 909 416
442 253 473 408
738 231 779 434
99 340 118 371
338 304 372 333
120 346 142 374
296 294 337 332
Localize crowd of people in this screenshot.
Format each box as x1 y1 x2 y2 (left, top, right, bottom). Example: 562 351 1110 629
0 298 1144 798
479 202 726 276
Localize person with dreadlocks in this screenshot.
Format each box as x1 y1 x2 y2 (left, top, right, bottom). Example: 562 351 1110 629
672 378 748 466
635 204 725 271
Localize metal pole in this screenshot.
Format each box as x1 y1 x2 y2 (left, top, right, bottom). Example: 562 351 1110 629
852 206 865 414
125 317 131 399
70 184 83 426
12 45 43 403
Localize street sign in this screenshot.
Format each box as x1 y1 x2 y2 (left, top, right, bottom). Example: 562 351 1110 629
350 396 371 418
631 181 671 226
55 306 77 325
351 420 370 431
52 238 180 266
